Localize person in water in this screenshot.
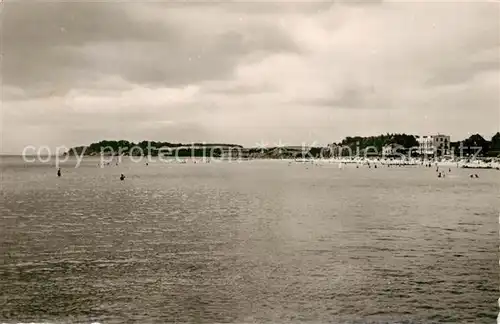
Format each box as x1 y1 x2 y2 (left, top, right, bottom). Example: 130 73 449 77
120 174 125 181
57 168 61 177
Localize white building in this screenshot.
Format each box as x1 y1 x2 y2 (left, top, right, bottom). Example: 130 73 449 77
382 143 403 156
417 134 451 155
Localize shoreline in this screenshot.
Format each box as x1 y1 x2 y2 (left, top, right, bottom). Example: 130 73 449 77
5 154 500 169
70 157 500 169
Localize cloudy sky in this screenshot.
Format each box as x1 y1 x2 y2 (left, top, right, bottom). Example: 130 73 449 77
1 1 499 153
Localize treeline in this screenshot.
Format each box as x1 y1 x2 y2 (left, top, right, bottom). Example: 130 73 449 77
451 133 500 157
67 133 500 158
68 140 244 157
334 133 418 152
67 140 327 159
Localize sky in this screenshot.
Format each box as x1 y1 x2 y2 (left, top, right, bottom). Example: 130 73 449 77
1 0 499 153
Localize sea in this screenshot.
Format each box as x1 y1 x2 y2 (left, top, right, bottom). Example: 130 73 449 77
0 156 498 323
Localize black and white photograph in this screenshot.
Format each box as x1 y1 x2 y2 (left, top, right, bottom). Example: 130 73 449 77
0 1 499 323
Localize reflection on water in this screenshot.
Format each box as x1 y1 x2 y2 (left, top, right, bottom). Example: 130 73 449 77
1 157 498 323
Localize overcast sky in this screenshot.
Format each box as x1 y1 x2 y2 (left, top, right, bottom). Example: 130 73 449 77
1 1 499 153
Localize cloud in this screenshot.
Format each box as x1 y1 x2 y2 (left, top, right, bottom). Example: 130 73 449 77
1 1 499 153
2 3 171 90
2 2 300 92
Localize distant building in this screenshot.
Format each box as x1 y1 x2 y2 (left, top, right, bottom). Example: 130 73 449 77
417 134 451 155
382 143 403 156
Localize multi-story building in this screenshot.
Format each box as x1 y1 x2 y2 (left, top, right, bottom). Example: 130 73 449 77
417 134 451 155
382 143 403 156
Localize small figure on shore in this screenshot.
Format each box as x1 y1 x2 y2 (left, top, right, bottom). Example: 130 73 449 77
475 174 479 178
374 165 377 169
120 174 125 181
449 168 451 173
146 162 149 166
57 168 61 177
438 172 442 178
470 174 474 178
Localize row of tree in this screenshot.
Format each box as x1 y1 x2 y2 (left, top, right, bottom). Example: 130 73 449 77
68 133 500 158
335 134 419 152
452 133 500 156
68 140 243 157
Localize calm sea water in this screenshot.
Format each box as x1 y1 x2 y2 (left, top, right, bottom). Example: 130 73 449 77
0 156 498 323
